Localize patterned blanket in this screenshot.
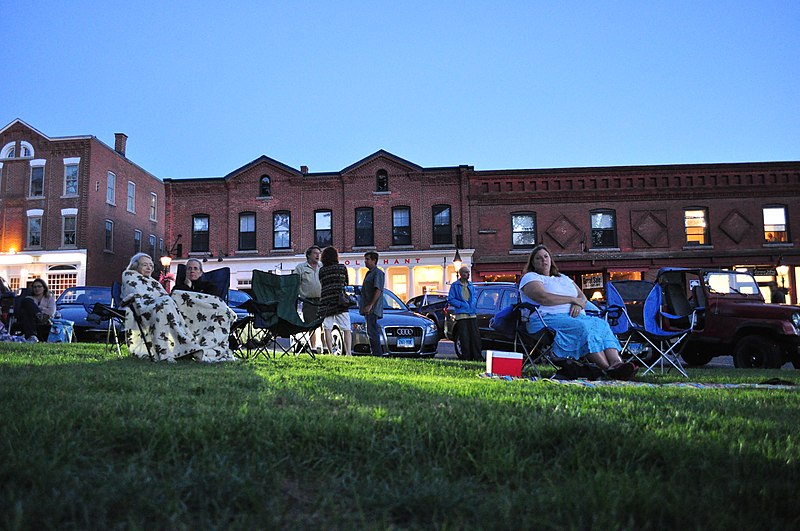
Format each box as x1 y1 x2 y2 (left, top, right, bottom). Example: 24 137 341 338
478 372 798 390
121 270 236 363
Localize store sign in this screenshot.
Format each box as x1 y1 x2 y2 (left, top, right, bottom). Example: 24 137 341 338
753 268 776 276
343 258 424 267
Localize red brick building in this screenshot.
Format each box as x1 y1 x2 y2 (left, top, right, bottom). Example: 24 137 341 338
165 153 799 305
0 119 165 294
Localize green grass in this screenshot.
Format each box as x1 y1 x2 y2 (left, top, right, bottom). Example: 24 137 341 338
1 343 798 530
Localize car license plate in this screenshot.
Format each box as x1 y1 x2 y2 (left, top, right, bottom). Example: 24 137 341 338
397 338 414 348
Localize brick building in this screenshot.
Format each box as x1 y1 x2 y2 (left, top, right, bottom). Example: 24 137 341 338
165 152 799 305
0 119 165 294
469 161 800 304
164 151 470 302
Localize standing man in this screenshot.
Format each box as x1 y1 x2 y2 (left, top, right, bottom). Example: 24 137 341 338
294 245 322 353
360 251 385 356
448 266 482 361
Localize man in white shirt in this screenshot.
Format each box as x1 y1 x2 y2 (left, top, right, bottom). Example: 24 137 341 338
293 246 322 352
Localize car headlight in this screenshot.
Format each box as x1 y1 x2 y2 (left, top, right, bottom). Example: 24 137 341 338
352 322 366 334
791 312 800 333
426 323 438 335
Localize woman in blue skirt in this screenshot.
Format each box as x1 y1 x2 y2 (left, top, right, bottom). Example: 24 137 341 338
519 244 635 380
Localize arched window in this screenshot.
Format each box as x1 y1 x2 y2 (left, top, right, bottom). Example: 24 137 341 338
1 142 15 158
259 175 271 197
376 169 389 192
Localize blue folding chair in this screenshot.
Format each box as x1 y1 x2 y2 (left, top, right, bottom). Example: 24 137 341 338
88 282 126 356
605 280 655 367
638 283 704 377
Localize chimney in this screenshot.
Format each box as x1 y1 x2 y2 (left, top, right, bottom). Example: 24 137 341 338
301 165 309 173
114 133 128 157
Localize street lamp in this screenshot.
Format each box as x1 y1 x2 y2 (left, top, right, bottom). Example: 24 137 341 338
159 255 174 292
776 261 790 289
453 248 462 272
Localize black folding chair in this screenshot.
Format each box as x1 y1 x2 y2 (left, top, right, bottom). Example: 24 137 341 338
490 301 557 378
87 282 126 356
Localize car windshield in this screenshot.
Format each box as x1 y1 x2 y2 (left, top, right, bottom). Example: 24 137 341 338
228 290 252 305
351 286 407 311
705 272 761 295
57 287 111 305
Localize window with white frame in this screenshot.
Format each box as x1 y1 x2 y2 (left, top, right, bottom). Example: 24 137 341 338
314 210 332 248
105 220 114 251
134 230 142 253
239 212 256 250
47 265 78 298
62 209 77 247
273 211 291 249
20 141 33 158
29 160 45 197
590 210 617 248
127 181 136 212
63 158 80 196
27 216 42 248
512 212 536 248
191 214 210 252
763 206 789 243
392 206 411 246
1 142 15 158
149 192 157 221
107 171 116 204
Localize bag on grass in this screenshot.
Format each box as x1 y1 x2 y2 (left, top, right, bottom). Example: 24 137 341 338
48 319 74 343
552 358 603 380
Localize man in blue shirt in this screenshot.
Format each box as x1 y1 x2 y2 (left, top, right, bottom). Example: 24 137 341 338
448 266 482 360
360 251 385 356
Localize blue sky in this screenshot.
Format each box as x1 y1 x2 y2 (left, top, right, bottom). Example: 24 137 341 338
3 1 798 178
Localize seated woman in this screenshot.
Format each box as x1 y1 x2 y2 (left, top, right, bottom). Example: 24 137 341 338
121 253 236 363
172 258 216 295
519 244 636 380
16 278 56 342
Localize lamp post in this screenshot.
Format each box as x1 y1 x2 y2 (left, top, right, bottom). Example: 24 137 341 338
776 263 790 289
453 248 462 272
159 255 173 292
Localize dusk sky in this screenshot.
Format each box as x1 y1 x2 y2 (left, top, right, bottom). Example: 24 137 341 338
3 1 798 179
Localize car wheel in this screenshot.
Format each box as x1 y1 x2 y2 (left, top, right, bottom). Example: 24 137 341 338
680 347 713 367
733 335 783 369
330 327 344 355
453 327 465 360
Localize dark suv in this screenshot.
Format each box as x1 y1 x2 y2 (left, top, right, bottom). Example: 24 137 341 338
443 282 520 359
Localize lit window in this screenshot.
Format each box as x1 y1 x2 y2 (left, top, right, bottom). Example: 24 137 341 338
127 181 136 213
512 213 536 248
392 206 411 246
684 208 709 245
763 206 788 243
432 205 452 245
315 210 332 248
239 212 256 250
273 211 291 249
355 207 374 247
106 172 116 204
149 192 157 221
590 210 617 248
191 214 210 252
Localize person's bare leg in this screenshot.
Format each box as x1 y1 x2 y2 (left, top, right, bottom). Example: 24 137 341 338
343 330 352 356
323 328 334 354
604 348 623 367
586 351 611 369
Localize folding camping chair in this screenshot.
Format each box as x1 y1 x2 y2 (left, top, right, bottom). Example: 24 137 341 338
246 270 324 359
87 282 125 356
605 280 656 368
490 301 558 378
635 283 704 377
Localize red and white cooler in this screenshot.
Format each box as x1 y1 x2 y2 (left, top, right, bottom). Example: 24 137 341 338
486 350 523 377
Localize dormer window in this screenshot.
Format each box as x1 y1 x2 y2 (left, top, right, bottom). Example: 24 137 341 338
1 143 15 159
376 170 389 192
259 175 271 197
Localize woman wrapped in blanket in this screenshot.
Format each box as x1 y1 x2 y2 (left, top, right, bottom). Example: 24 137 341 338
519 245 636 380
121 253 236 363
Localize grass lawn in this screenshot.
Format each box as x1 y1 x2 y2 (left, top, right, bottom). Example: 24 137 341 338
1 343 798 530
